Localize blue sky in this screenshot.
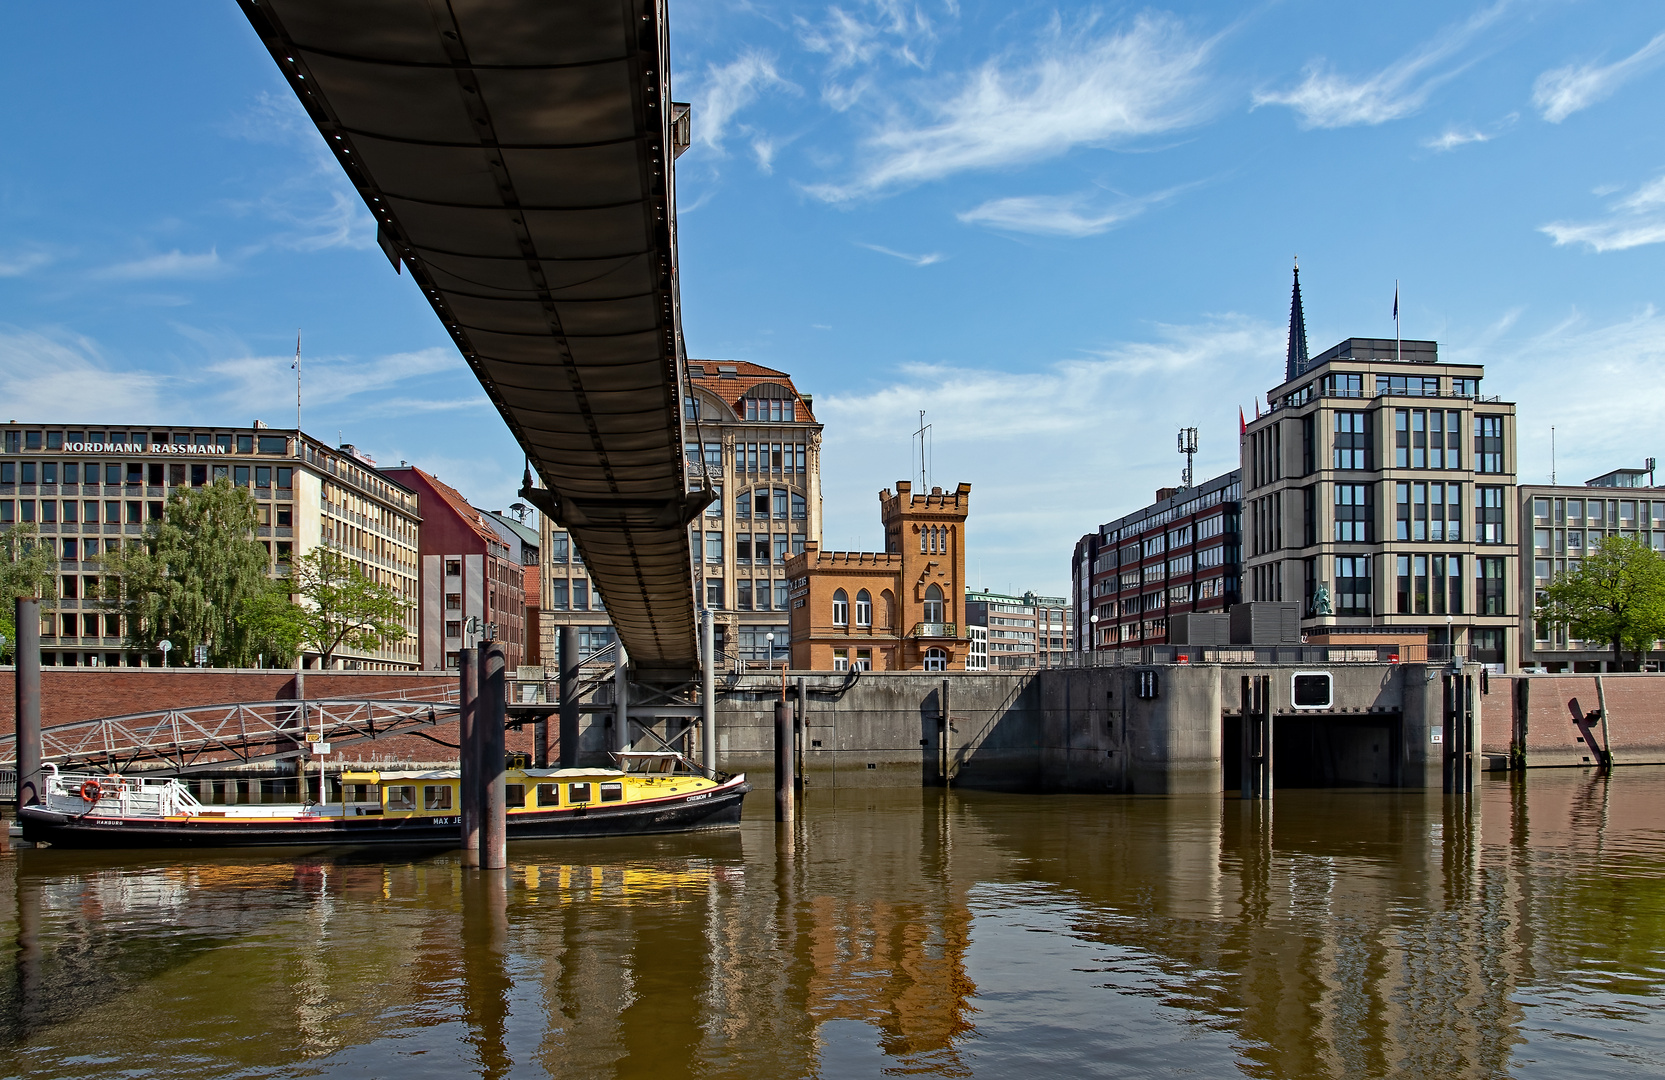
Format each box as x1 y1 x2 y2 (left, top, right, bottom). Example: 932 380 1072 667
2 2 1663 597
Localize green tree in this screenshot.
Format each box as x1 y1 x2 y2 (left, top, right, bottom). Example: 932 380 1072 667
1536 535 1665 671
0 524 58 662
101 480 275 666
238 579 306 668
289 546 408 667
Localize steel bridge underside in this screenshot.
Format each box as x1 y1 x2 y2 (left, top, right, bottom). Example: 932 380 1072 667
238 0 703 684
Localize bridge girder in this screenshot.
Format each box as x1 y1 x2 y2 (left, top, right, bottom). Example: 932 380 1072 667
237 0 702 684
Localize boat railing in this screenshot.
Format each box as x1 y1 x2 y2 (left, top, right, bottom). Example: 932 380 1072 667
40 765 204 819
610 751 733 784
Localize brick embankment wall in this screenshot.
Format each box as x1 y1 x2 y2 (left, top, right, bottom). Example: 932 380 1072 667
0 668 540 772
1503 674 1665 768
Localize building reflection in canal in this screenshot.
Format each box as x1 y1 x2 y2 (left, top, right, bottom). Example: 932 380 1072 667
2 770 1663 1078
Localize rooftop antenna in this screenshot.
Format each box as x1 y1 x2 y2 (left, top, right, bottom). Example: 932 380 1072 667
291 330 302 439
1177 427 1199 489
912 410 932 490
1393 281 1401 365
1551 426 1556 485
1647 456 1656 487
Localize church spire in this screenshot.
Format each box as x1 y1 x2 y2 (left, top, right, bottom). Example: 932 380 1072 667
1285 258 1309 383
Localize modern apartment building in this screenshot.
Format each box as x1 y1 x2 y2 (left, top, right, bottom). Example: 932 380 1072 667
1519 470 1665 671
0 422 421 669
786 481 970 671
538 359 823 668
1071 469 1243 652
964 589 1072 669
380 466 525 672
1238 271 1521 669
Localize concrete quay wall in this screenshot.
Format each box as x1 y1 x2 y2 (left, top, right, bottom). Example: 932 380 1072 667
710 662 1452 793
7 665 1665 787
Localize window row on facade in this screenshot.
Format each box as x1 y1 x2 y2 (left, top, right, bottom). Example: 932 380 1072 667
2 460 296 489
1278 371 1482 406
690 529 809 565
1248 412 1510 490
4 429 291 455
684 441 810 476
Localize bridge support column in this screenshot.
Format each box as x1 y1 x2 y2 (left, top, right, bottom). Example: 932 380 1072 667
613 642 629 756
481 642 508 870
700 610 716 775
14 597 41 811
559 626 579 768
1240 675 1272 800
459 646 480 867
774 700 794 822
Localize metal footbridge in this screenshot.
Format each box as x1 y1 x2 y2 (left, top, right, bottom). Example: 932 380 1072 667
237 0 706 684
0 687 461 774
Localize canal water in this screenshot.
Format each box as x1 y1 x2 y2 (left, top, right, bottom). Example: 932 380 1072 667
2 768 1663 1079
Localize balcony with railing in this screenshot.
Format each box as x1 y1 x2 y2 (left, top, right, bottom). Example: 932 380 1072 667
911 622 957 639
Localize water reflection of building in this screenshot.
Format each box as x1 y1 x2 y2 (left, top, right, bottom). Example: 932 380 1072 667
5 775 1665 1074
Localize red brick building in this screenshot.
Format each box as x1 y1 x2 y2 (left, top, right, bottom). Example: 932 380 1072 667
380 466 525 671
786 481 970 671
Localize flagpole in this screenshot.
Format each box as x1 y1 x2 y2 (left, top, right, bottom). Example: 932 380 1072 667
294 330 302 437
1394 281 1400 364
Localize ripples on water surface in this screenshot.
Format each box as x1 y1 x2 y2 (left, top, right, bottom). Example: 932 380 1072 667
2 768 1664 1079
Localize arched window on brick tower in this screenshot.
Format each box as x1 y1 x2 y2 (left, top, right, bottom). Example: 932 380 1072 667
855 589 872 627
924 648 947 671
833 589 849 627
923 583 944 624
880 589 895 629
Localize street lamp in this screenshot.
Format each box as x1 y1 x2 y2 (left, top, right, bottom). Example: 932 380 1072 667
158 639 173 668
1089 614 1099 660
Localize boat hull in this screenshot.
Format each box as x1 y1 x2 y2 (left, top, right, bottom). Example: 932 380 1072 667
18 777 749 850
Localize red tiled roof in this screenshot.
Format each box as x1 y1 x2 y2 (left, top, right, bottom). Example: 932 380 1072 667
688 359 817 422
391 467 506 552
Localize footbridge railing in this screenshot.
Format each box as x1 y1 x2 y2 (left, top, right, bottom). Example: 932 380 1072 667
0 690 461 774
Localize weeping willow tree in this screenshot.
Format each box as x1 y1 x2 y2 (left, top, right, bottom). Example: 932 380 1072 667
100 479 300 666
1 523 59 661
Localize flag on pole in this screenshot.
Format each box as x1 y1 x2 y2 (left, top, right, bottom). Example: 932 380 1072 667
1392 285 1398 321
1239 406 1247 436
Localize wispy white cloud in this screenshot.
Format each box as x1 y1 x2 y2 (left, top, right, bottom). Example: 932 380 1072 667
94 249 226 281
806 12 1214 202
0 249 53 277
1481 305 1665 483
224 91 376 253
1533 31 1665 123
799 0 950 109
957 186 1182 237
203 346 459 414
1425 127 1490 152
1540 171 1665 252
688 51 796 156
1422 111 1517 152
857 242 944 266
810 317 1279 588
1254 2 1508 129
0 328 167 419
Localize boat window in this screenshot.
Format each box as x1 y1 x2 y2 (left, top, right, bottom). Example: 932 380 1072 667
536 783 560 807
568 783 592 803
505 784 526 808
423 785 453 811
386 786 416 811
600 782 624 802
